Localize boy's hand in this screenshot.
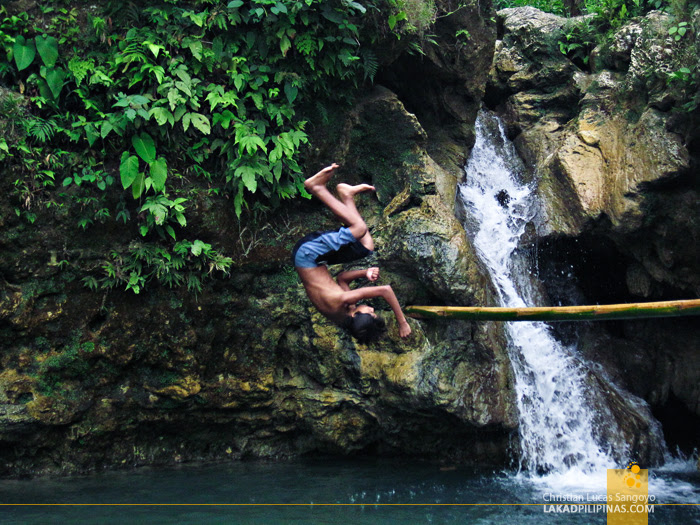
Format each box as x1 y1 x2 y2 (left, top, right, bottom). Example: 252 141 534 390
399 320 411 338
366 267 379 281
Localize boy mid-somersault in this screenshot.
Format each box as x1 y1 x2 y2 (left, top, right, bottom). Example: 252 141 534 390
292 163 412 343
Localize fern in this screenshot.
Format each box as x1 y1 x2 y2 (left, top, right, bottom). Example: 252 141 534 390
361 49 379 81
27 117 57 142
186 273 203 294
114 42 149 69
5 0 386 293
68 57 94 87
407 41 426 56
295 33 317 56
315 101 329 124
121 2 143 24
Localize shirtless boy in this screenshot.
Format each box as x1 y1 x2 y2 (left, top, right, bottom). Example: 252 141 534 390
292 163 412 343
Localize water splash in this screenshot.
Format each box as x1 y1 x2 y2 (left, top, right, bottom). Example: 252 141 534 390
458 110 620 476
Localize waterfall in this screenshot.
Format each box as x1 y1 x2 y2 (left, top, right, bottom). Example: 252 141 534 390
457 110 628 475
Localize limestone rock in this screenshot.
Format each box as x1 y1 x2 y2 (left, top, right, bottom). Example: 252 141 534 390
379 0 496 165
150 377 202 400
493 8 692 237
545 105 688 232
379 195 493 306
624 11 677 93
499 7 568 55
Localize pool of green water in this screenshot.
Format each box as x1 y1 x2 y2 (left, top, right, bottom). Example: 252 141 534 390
1 458 698 524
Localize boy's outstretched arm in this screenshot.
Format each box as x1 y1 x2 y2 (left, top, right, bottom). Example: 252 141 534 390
336 267 379 291
340 285 412 338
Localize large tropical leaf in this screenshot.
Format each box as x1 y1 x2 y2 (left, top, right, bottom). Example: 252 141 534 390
132 133 156 163
43 67 66 99
35 35 59 67
132 172 145 199
149 157 167 192
13 36 36 71
119 152 139 189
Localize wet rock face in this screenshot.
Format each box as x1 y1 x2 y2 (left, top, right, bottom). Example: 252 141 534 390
378 0 496 156
0 86 519 477
491 8 698 295
490 6 700 452
488 8 581 130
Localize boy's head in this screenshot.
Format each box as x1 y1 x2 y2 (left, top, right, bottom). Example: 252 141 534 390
343 310 387 344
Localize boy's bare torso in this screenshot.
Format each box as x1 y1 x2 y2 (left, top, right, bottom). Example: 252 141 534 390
296 266 349 324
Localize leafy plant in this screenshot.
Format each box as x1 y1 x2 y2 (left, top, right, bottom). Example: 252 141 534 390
1 0 435 294
558 18 597 68
139 194 187 239
93 239 232 295
11 33 66 100
667 66 699 112
455 29 471 41
493 0 566 15
387 0 437 36
36 339 94 395
120 132 169 199
668 21 688 41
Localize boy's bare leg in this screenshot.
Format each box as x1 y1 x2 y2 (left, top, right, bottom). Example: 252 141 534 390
304 164 373 243
337 183 375 251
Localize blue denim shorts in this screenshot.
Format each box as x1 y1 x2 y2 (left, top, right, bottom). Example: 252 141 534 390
292 227 372 268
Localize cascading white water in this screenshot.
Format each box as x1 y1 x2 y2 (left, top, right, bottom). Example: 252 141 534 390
458 110 617 475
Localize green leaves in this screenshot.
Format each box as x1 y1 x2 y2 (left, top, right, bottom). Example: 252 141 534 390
13 35 36 71
321 8 345 25
388 11 407 31
121 133 168 199
212 110 236 129
235 164 258 192
139 194 187 239
132 133 156 163
150 107 174 126
67 57 94 87
182 112 211 134
13 33 67 100
35 35 59 67
149 158 168 192
5 0 379 292
42 66 66 99
131 172 145 199
238 134 267 156
189 239 210 256
13 34 60 72
669 22 688 41
284 83 298 104
120 152 139 189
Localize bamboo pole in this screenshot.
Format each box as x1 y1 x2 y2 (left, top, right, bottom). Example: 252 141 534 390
405 299 700 322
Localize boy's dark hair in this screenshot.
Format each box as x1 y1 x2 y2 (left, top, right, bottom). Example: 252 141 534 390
342 313 387 344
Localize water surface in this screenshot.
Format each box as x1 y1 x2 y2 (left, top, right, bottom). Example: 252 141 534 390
1 459 698 524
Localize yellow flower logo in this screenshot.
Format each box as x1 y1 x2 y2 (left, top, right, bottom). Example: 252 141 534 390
624 462 643 488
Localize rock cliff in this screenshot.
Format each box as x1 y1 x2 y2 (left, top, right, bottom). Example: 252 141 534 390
488 6 700 455
0 0 525 475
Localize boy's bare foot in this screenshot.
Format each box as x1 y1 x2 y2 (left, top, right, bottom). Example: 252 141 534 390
304 163 339 192
337 183 375 201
